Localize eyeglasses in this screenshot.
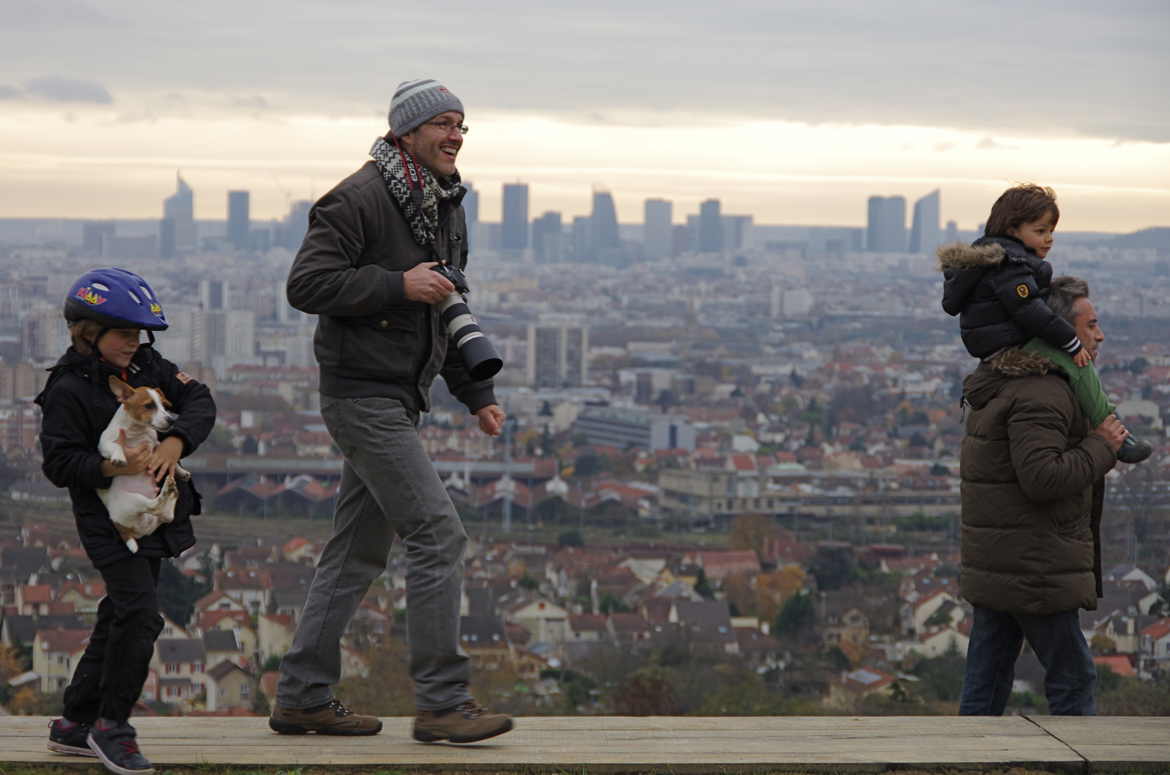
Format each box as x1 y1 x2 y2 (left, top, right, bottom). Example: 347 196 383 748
425 119 469 135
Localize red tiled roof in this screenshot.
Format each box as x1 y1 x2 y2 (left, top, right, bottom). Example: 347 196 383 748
1094 655 1136 677
37 628 90 654
198 610 252 630
59 581 105 599
283 537 310 553
293 478 338 501
21 584 54 604
1141 617 1170 640
729 454 756 472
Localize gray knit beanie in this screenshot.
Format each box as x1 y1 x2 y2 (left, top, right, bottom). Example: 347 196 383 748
388 79 464 137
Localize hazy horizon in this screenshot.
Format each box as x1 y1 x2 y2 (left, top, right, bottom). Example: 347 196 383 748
2 0 1167 231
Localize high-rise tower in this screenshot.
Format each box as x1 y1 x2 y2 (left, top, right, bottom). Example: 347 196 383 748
227 190 251 251
162 171 196 256
501 183 529 251
699 199 723 253
643 198 672 259
909 189 941 255
590 190 619 251
866 195 907 252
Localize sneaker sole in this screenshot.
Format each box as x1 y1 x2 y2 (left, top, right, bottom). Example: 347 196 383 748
87 733 154 775
414 718 514 744
269 718 383 736
47 741 97 757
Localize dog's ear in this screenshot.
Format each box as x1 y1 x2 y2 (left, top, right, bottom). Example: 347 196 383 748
160 392 173 409
108 375 135 402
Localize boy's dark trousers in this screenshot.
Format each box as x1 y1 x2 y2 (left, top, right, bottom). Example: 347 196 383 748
62 556 165 723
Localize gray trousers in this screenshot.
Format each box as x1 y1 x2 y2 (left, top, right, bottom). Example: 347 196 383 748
276 396 471 711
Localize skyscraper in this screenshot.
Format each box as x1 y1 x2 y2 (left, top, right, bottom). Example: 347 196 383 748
501 183 529 251
159 218 177 260
227 190 251 251
671 224 692 256
909 189 941 255
532 211 563 263
699 199 723 253
866 195 907 252
527 318 589 388
590 190 619 251
163 171 196 254
643 198 672 259
199 280 228 317
570 216 591 261
722 215 753 251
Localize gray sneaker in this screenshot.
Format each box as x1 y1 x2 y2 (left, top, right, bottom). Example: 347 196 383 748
47 718 97 757
87 721 153 775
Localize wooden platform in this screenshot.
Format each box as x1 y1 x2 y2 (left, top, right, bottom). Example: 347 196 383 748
3 715 1169 772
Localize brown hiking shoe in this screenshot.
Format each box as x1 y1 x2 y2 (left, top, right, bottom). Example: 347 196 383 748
413 699 513 743
269 699 382 735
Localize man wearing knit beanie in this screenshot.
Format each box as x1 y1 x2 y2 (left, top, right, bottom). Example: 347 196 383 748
389 78 465 138
273 81 512 744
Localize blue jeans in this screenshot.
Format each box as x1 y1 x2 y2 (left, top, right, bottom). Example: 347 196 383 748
959 605 1096 715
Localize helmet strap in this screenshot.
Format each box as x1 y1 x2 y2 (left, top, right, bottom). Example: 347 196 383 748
90 327 110 355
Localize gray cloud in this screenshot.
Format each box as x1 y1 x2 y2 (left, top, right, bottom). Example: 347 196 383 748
22 76 113 104
2 0 115 28
0 0 1166 141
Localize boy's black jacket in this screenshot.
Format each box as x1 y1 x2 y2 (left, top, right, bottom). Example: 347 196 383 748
35 346 217 568
939 235 1082 360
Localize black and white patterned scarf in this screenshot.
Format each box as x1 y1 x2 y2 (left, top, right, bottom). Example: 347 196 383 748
369 136 463 248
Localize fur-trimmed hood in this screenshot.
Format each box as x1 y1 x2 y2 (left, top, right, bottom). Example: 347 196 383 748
940 236 1049 320
963 347 1055 410
937 236 1029 272
937 241 1006 271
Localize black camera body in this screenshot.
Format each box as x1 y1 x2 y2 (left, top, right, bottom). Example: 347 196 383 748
429 262 502 381
430 262 470 295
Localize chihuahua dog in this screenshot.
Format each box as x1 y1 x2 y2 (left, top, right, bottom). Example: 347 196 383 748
97 375 190 553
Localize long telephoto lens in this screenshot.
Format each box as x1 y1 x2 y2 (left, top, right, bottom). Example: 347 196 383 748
438 293 502 380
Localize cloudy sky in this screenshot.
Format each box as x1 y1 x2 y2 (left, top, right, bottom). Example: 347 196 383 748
2 0 1168 231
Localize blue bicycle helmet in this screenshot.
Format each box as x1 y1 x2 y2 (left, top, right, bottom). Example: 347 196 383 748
64 268 168 331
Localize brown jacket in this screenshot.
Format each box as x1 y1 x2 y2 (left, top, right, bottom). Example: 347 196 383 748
959 348 1115 615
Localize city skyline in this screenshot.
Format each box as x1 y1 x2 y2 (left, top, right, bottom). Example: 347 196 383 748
1 2 1168 231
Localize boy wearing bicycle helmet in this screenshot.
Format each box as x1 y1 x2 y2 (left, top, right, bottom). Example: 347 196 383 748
35 268 216 774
